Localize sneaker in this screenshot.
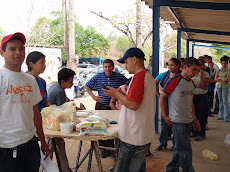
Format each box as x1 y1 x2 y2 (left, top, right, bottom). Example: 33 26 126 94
190 134 196 138
195 136 203 141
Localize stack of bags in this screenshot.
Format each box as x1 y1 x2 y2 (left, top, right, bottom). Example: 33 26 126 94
76 115 110 136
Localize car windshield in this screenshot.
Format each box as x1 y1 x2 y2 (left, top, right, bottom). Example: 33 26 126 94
89 64 96 68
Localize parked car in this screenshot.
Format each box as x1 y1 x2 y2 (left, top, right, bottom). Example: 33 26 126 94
86 65 125 84
76 64 97 74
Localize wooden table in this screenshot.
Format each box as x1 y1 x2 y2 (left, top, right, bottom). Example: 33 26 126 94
44 110 120 172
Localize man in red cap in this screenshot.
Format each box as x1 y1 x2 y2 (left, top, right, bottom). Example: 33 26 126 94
0 32 49 171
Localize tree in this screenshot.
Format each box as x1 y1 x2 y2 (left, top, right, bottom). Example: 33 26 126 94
0 27 5 41
29 11 110 64
62 0 69 65
90 0 152 49
211 44 230 62
68 0 76 70
115 36 133 53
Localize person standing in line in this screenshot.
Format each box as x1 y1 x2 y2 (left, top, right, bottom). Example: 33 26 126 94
0 32 49 171
145 55 153 75
26 51 51 112
156 58 181 151
160 57 201 172
84 59 127 158
103 47 156 172
208 62 217 113
48 68 76 172
204 55 220 114
214 56 230 122
191 58 210 141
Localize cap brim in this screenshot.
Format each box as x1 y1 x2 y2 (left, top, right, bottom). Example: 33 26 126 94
117 56 127 64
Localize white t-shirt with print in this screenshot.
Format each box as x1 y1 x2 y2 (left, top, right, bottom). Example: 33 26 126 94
0 67 42 148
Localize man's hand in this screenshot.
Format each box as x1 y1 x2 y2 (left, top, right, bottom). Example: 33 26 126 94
193 119 201 131
92 95 103 102
163 115 172 128
102 86 118 98
41 141 50 160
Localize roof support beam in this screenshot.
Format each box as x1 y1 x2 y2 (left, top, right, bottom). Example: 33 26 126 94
188 39 230 46
177 29 181 59
167 7 191 39
154 0 230 11
152 5 160 134
193 44 230 51
178 28 230 36
186 39 190 58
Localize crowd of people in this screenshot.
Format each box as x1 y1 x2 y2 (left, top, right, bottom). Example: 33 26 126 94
0 32 229 172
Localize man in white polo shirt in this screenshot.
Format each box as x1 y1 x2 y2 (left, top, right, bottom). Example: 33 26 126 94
103 47 156 172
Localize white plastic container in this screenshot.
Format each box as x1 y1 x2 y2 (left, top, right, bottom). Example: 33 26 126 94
60 122 74 133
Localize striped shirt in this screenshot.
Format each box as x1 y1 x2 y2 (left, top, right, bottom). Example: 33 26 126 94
85 72 127 106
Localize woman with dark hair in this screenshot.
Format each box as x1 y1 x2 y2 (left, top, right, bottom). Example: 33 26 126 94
191 58 210 141
26 51 51 112
215 56 230 122
156 58 181 151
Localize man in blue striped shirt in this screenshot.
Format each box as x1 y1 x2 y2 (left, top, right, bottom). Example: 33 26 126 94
85 59 127 158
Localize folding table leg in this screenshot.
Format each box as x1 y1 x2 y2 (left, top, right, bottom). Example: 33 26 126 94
93 141 103 172
75 140 83 172
52 138 62 172
87 141 94 172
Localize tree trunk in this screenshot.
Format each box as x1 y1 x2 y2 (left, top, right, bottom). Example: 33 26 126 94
136 0 141 48
67 0 76 71
62 0 69 65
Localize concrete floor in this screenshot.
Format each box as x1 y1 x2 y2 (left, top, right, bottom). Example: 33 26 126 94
146 114 230 172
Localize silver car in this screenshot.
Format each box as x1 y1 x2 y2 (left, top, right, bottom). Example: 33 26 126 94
76 64 97 74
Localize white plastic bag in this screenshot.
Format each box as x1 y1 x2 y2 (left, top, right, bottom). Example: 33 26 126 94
41 102 75 130
38 141 59 172
225 134 230 145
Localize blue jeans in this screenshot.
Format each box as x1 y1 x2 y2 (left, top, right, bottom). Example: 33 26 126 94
166 123 194 172
159 99 175 147
217 88 230 121
114 140 150 172
159 115 175 147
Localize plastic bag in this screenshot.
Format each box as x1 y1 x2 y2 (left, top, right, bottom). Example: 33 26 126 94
76 121 107 130
86 115 110 126
79 129 108 136
224 134 230 145
41 102 76 131
202 149 218 160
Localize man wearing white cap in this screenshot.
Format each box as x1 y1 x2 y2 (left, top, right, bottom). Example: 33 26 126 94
0 32 49 171
103 47 156 172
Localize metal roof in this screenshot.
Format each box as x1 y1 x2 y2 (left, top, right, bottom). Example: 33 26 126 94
142 0 230 44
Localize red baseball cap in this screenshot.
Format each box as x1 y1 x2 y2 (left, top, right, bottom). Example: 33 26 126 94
1 32 26 49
